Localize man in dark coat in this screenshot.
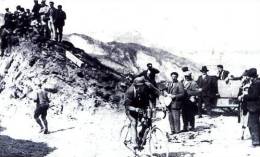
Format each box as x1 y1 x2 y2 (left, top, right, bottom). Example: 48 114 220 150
4 8 14 29
137 63 160 87
217 64 230 80
182 70 202 131
32 0 41 22
54 5 66 42
137 63 160 108
238 68 260 146
166 72 185 134
197 66 218 117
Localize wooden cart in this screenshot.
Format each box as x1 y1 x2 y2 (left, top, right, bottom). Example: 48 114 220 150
217 80 242 122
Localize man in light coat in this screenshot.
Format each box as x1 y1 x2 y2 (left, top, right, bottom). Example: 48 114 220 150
166 72 185 134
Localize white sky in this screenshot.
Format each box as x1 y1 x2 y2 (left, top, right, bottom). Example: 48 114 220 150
1 0 260 74
1 0 260 53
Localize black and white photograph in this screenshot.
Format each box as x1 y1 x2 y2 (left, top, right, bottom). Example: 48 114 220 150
0 0 260 156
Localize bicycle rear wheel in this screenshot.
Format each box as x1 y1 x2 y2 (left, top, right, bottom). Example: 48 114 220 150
148 127 169 157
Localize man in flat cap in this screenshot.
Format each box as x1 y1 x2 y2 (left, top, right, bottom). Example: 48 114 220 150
124 76 157 149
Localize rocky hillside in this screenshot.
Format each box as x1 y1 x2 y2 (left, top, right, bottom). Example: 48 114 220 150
66 33 200 80
0 40 127 123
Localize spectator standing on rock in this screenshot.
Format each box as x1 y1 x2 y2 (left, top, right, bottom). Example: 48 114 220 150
39 0 50 24
182 70 202 132
39 0 51 40
32 0 41 22
0 26 13 57
34 83 50 134
238 68 260 146
47 1 57 40
4 8 13 29
54 5 66 42
165 72 185 135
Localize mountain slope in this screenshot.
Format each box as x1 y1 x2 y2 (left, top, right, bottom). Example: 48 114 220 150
67 33 200 80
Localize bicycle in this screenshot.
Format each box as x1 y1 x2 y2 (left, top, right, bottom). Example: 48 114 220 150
120 107 169 157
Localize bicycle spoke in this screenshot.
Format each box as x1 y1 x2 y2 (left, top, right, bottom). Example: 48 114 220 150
149 127 169 157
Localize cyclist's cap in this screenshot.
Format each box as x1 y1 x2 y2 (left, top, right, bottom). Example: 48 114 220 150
133 76 145 86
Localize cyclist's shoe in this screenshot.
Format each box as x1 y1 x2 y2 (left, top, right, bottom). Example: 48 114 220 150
44 129 49 134
134 145 144 151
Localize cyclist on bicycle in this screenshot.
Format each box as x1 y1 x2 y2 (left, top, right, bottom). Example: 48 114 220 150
124 76 157 149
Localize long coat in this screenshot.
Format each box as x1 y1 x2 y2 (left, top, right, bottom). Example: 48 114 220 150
197 75 218 98
183 80 201 112
243 79 260 113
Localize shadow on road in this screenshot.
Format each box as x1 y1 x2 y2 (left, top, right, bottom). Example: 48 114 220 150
152 151 194 157
168 152 195 157
48 127 75 134
0 135 56 157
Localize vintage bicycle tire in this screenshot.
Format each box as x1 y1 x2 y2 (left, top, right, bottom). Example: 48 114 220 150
148 127 169 157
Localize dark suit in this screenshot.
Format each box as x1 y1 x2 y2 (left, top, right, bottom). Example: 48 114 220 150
182 80 201 130
197 75 218 116
243 79 260 145
166 81 185 133
218 70 229 80
137 68 160 87
137 68 160 108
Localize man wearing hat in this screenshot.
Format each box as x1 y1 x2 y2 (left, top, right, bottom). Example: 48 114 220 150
182 70 202 131
197 66 218 117
124 76 156 149
165 72 185 134
217 64 229 80
238 68 260 146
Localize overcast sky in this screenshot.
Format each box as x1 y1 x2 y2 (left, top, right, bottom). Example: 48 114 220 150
1 0 260 54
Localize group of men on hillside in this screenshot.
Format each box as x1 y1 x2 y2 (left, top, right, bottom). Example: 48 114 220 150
124 63 260 148
0 0 67 56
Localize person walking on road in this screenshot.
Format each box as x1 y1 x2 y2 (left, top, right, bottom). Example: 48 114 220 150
34 83 51 134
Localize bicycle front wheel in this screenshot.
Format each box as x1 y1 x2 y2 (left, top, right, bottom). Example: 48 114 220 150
120 125 132 146
148 127 169 157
